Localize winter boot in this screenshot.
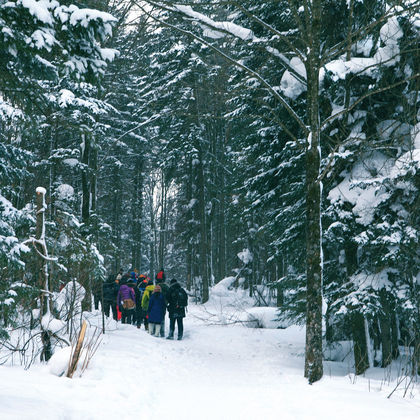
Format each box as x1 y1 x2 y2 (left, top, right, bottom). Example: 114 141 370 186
166 331 174 340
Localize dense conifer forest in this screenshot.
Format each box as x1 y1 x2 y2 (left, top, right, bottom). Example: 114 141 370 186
0 0 419 383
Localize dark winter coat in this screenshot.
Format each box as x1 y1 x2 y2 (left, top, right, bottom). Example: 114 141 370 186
117 284 135 306
103 281 119 302
92 278 103 297
147 292 166 323
157 281 169 302
167 282 187 319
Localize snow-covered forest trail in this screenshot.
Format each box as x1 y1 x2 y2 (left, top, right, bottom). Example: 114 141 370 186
1 305 419 420
83 315 299 420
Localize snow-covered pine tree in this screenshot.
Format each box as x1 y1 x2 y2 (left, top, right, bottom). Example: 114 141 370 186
323 2 419 374
0 0 116 349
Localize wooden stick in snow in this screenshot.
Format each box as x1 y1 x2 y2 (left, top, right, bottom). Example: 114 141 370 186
67 320 87 378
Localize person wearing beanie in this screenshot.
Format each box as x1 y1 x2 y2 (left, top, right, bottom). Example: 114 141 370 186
147 285 166 337
166 278 188 340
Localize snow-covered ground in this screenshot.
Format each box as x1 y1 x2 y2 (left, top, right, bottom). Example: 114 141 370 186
1 301 419 420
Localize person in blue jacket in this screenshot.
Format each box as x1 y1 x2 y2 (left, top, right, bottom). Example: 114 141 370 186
147 285 166 337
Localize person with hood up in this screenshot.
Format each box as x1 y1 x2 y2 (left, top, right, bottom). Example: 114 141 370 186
141 279 155 332
117 278 136 324
147 285 166 337
156 276 169 337
129 271 137 284
166 278 188 340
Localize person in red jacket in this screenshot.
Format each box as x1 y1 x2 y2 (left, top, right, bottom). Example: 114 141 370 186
155 268 165 282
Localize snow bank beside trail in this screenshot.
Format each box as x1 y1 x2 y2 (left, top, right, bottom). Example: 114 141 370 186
245 307 289 329
209 276 253 307
200 278 287 329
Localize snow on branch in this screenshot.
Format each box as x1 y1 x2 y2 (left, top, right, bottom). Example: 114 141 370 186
136 1 308 134
22 238 59 262
142 1 307 84
174 4 253 40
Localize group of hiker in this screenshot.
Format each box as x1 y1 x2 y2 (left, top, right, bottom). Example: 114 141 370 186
100 269 188 340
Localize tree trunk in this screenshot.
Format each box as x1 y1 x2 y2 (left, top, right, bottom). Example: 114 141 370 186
365 317 374 368
197 151 209 303
186 158 193 291
81 133 91 223
159 170 167 270
379 288 392 368
215 123 227 284
391 303 400 360
132 157 143 270
150 187 156 280
325 304 333 344
217 182 226 283
304 0 323 383
90 143 97 214
112 163 122 272
415 325 420 376
81 267 92 313
351 312 370 374
36 189 48 316
372 317 381 357
36 188 52 361
80 132 92 312
345 241 370 374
